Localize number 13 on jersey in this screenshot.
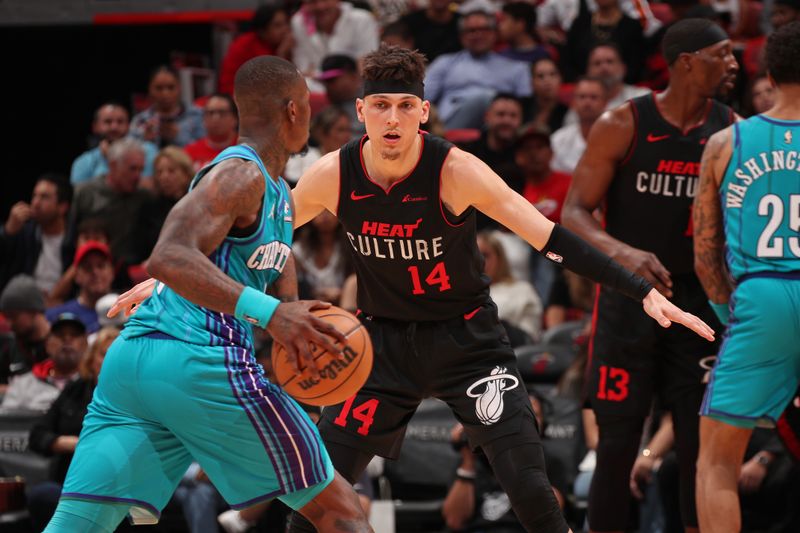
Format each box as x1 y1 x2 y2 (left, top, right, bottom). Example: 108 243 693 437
408 261 452 295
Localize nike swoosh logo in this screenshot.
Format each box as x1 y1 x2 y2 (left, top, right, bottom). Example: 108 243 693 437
351 191 375 201
464 307 481 320
647 133 670 142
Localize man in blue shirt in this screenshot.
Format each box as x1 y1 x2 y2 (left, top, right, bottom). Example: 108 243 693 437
70 103 158 185
425 8 532 129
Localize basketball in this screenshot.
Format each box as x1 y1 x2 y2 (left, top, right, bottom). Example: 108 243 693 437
271 306 373 406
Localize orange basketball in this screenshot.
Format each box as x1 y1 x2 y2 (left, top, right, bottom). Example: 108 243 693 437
271 306 373 406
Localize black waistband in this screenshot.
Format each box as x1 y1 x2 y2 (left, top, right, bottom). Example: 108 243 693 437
738 271 800 284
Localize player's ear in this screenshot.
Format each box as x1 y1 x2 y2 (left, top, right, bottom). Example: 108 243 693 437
286 100 297 123
355 98 366 123
420 99 430 125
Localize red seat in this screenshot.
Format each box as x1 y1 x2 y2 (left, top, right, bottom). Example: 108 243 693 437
444 128 481 144
650 2 675 25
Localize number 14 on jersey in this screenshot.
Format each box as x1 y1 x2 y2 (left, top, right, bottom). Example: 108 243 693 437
407 261 452 295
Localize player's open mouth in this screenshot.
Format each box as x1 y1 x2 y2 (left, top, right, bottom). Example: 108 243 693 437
383 133 401 144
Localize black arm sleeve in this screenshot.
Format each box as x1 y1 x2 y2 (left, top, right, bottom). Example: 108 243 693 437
540 224 653 302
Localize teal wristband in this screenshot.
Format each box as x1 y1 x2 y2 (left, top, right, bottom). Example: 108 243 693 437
234 286 280 328
708 300 729 326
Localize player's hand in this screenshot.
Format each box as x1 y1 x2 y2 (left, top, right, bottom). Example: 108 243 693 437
107 278 157 318
613 245 673 298
629 454 657 499
267 300 347 380
642 289 715 341
5 201 32 235
739 456 768 493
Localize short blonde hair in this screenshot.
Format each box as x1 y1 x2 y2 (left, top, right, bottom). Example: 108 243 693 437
79 326 120 380
155 146 194 178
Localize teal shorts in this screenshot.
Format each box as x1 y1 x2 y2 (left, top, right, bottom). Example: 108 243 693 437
61 334 333 524
701 275 800 428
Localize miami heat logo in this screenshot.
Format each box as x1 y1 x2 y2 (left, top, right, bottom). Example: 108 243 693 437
466 366 520 425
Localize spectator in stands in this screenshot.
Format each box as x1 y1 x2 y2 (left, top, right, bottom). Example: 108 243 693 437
0 174 72 297
748 74 778 115
0 275 49 393
315 54 365 139
744 1 800 82
130 65 205 147
477 231 543 343
137 146 194 260
461 94 525 229
551 77 608 174
380 20 414 49
498 2 550 65
537 0 662 40
293 209 353 304
425 9 532 129
69 138 153 268
527 57 570 134
562 0 646 83
399 0 461 63
26 326 119 531
45 242 114 335
218 4 294 95
70 103 159 185
589 43 650 106
0 312 85 413
47 219 111 308
184 94 238 171
285 106 352 184
291 0 379 89
515 123 572 301
515 124 571 224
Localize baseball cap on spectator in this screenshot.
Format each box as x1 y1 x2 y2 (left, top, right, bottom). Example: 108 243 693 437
515 123 552 149
74 240 113 267
50 312 87 335
96 293 126 328
0 275 45 313
459 0 497 15
316 54 358 82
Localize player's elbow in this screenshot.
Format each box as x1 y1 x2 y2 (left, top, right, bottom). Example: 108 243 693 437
146 243 178 283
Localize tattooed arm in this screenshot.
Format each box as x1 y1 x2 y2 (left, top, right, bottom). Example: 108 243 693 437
693 127 734 304
146 158 264 313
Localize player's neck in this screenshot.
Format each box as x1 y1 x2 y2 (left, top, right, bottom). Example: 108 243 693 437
655 86 710 133
362 133 423 186
238 135 288 182
764 85 800 120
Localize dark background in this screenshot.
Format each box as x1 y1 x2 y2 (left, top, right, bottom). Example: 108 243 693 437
0 24 215 219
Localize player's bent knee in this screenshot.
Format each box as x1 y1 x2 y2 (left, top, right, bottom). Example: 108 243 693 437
298 471 370 530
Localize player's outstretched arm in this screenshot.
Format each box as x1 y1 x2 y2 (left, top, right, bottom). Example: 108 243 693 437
441 148 715 341
563 105 674 296
291 150 342 229
693 126 734 322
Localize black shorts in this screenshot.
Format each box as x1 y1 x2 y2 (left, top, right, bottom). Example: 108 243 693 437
319 300 539 459
586 275 722 418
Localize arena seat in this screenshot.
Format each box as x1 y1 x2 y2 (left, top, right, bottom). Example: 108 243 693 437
443 128 481 144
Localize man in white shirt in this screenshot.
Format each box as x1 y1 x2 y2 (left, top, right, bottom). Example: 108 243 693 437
551 77 607 174
291 0 380 91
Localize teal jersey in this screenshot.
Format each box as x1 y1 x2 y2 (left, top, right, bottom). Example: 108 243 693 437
122 145 293 348
721 115 800 281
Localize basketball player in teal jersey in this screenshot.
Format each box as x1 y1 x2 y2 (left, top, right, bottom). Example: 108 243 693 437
694 21 800 533
44 57 372 532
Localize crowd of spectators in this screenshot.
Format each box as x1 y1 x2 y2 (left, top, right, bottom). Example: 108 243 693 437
2 0 800 531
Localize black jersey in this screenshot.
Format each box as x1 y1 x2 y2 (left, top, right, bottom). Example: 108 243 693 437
336 133 490 321
607 94 735 276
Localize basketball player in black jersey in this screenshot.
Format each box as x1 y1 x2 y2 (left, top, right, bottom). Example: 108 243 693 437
562 19 739 533
284 45 714 533
110 46 715 532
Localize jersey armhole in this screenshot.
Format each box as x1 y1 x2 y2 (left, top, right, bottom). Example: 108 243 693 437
438 146 472 227
619 103 639 167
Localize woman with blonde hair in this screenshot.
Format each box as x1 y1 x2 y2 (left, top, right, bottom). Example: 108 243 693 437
477 231 543 343
27 327 120 531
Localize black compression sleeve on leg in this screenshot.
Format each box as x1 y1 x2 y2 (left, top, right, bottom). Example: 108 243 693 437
541 224 653 301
